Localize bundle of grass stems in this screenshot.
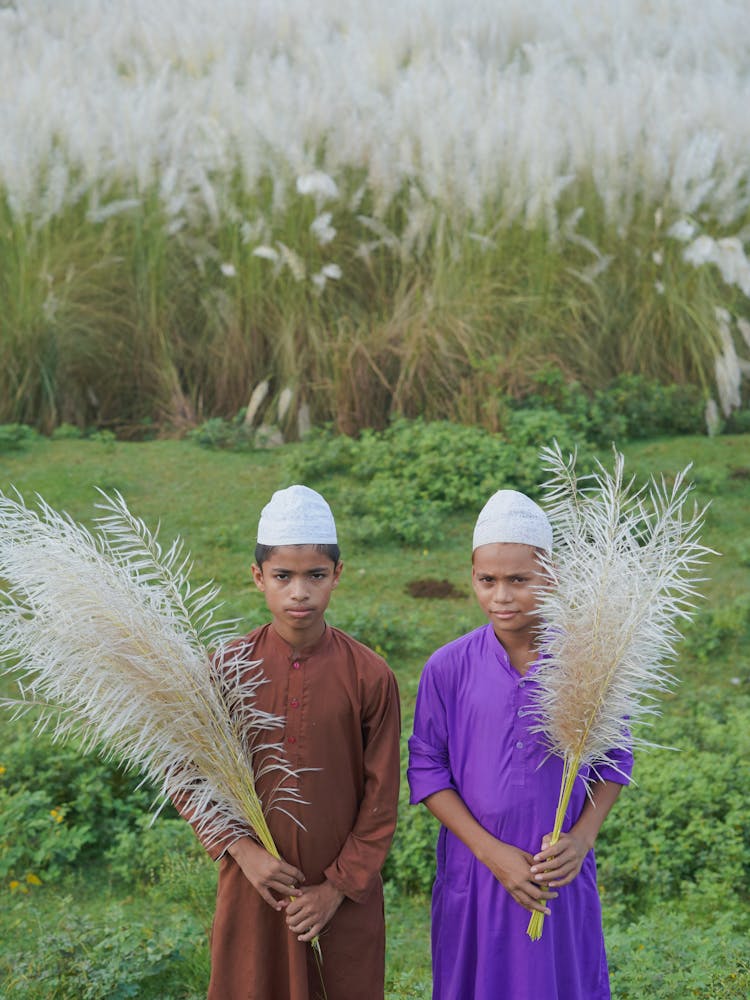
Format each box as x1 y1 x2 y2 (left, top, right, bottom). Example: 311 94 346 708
525 444 712 941
0 488 325 967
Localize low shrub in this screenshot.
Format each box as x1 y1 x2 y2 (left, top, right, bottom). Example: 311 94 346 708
681 594 750 666
104 816 205 886
606 907 750 999
285 416 594 546
1 732 166 865
0 787 90 887
2 902 207 999
596 688 750 922
517 368 706 445
383 791 440 895
329 606 430 662
0 424 39 452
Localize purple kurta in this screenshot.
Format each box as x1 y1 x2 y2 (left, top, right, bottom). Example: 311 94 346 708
407 624 632 1000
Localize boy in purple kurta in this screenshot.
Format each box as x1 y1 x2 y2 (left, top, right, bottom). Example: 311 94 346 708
407 490 632 1000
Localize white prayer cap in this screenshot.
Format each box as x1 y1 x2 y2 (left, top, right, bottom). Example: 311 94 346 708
257 485 338 546
472 489 552 553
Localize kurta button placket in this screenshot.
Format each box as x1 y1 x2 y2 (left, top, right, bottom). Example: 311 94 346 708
286 658 304 759
511 677 528 786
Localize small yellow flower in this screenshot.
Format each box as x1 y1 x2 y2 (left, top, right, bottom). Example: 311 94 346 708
9 880 28 894
0 765 6 776
25 873 43 886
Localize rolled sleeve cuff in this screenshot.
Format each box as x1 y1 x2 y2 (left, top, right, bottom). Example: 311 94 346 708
407 733 456 805
592 744 634 786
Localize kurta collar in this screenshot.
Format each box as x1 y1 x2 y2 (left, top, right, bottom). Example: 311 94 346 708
267 621 333 661
484 623 542 680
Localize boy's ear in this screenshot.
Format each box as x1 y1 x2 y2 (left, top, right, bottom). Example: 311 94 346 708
251 562 265 591
332 560 343 587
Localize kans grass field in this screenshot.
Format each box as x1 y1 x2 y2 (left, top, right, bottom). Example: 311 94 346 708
1 1 750 997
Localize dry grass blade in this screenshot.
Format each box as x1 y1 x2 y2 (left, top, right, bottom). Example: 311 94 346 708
525 443 713 940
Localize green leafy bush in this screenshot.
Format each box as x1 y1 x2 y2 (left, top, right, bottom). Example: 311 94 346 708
104 816 205 886
50 422 84 440
383 791 440 895
330 606 429 662
607 908 749 999
596 689 750 922
681 595 750 666
517 368 706 445
0 787 90 886
188 412 262 450
1 732 165 865
3 903 206 999
285 417 594 546
0 423 38 452
594 374 705 440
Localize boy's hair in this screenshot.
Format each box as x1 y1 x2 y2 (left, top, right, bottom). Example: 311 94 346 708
254 542 341 568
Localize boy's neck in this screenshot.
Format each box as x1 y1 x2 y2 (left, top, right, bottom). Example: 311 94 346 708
271 618 327 654
494 630 538 676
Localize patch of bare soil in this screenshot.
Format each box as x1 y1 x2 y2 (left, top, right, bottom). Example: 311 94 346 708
405 578 466 599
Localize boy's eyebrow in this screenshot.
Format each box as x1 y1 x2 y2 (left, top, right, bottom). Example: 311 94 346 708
270 565 332 573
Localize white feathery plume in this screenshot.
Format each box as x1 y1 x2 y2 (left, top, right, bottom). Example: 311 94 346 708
0 488 304 859
525 443 712 941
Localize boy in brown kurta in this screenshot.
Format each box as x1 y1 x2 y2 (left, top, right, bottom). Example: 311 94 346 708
180 485 401 1000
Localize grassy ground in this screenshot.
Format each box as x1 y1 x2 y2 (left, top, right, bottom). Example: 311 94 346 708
1 432 748 997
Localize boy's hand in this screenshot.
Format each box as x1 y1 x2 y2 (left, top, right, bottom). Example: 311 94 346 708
530 830 590 887
227 836 304 910
483 840 558 915
285 880 345 942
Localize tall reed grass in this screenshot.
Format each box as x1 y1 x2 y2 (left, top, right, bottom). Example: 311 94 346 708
2 1 749 433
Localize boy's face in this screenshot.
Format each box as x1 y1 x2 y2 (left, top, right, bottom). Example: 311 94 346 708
251 545 342 649
471 542 547 645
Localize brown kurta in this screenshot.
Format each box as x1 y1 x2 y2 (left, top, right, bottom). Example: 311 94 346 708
185 623 401 1000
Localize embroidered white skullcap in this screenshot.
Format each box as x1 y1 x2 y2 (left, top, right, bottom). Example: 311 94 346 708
472 489 552 553
257 485 337 545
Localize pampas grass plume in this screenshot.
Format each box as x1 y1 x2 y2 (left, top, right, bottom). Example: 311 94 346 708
0 488 303 857
525 443 712 940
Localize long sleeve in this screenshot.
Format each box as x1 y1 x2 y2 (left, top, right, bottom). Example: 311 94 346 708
323 667 401 902
407 654 456 805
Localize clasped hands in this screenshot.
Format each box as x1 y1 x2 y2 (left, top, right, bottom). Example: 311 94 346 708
483 829 590 916
227 836 344 942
